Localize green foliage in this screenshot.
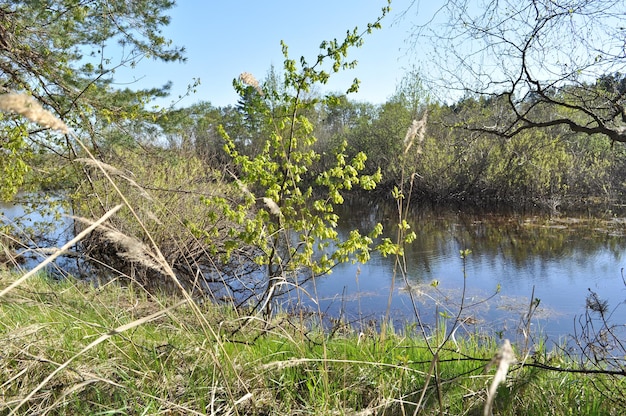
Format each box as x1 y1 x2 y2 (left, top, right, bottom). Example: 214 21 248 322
202 6 392 313
0 118 29 200
339 72 429 180
396 93 626 208
0 0 183 198
72 144 242 289
485 130 572 201
1 272 623 415
313 95 378 173
155 101 229 161
348 98 412 177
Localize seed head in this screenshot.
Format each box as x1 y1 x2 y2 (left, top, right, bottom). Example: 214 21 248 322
262 197 281 217
239 72 263 95
403 111 428 155
0 93 68 133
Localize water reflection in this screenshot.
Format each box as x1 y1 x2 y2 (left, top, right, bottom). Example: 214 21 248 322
0 193 74 272
300 198 626 342
3 193 625 342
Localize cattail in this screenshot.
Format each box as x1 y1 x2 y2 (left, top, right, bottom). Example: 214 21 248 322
239 72 263 95
0 93 68 133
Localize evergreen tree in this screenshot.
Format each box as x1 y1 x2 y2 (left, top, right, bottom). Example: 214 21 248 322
0 0 184 199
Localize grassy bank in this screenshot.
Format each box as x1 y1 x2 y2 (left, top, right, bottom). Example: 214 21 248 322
0 270 621 415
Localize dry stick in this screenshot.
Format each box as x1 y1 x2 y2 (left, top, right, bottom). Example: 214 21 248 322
8 299 188 416
0 204 123 298
521 285 536 357
413 352 438 416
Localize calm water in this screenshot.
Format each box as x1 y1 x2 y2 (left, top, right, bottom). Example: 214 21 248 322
3 195 626 343
0 194 74 270
295 199 626 343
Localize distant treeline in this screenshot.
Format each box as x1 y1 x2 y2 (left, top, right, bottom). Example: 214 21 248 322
131 72 626 213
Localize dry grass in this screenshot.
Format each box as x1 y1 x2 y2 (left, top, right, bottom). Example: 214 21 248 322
239 72 263 95
0 95 622 415
0 93 68 134
2 271 619 415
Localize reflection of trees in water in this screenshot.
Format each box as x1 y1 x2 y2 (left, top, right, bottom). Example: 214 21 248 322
335 197 626 279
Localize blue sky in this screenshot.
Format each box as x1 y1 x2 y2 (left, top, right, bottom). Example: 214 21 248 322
113 0 432 108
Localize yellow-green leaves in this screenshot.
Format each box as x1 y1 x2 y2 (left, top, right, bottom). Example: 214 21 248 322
0 122 30 201
376 238 402 257
204 7 392 314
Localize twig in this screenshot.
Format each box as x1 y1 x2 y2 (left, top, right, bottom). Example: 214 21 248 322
0 204 122 298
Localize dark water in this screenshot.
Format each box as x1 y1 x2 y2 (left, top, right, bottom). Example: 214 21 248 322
296 199 626 344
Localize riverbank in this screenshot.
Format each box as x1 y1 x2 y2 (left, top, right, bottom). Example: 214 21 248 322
0 270 621 415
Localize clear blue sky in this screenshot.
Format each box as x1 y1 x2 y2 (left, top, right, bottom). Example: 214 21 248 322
114 0 431 108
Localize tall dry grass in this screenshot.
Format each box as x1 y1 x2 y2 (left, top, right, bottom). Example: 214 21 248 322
0 93 242 414
1 93 623 416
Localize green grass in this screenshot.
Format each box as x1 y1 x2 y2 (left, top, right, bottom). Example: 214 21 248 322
0 270 623 415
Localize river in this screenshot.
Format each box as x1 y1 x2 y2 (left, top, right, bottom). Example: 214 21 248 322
0 193 74 271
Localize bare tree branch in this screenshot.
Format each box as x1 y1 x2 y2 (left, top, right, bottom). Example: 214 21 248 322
405 0 626 142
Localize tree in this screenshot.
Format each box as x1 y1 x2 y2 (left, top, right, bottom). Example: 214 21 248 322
207 3 401 316
345 71 428 182
314 94 377 173
350 97 411 177
407 0 626 143
232 80 270 156
0 0 184 199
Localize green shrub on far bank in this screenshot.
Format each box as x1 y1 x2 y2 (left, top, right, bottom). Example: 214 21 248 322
1 271 622 415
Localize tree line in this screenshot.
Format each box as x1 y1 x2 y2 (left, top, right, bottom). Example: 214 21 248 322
149 69 626 213
2 0 626 213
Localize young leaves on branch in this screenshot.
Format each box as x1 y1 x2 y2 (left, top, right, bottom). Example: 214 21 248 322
202 3 395 314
